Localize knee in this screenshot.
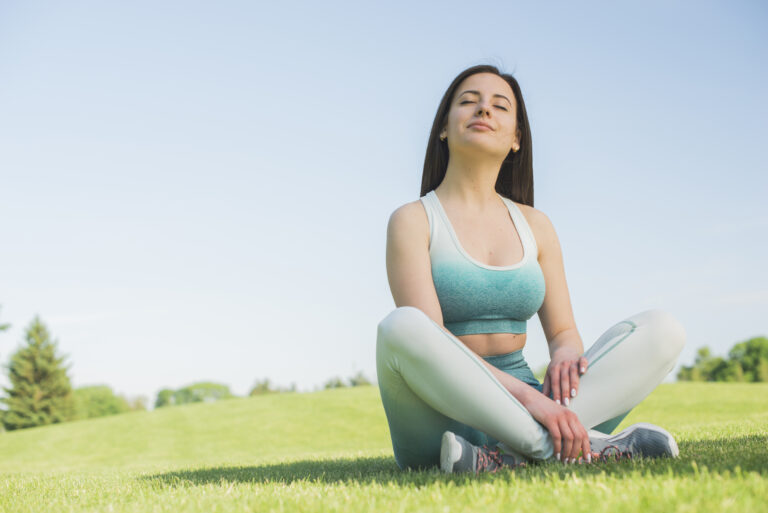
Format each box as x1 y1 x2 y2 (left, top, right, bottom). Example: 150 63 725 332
634 309 687 364
377 306 432 353
376 306 443 358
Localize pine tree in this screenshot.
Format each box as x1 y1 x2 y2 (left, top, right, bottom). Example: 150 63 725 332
1 316 76 430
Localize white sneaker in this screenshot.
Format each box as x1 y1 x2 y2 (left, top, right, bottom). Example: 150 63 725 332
440 431 527 474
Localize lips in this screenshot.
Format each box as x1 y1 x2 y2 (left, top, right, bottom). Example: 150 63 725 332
468 121 493 130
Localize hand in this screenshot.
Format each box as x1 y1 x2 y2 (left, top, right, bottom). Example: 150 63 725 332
542 347 588 406
523 392 591 464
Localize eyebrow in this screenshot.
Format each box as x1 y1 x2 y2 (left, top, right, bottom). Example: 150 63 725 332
458 90 512 105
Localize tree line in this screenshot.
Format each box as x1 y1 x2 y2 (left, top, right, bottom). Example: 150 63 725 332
5 304 762 432
0 307 372 432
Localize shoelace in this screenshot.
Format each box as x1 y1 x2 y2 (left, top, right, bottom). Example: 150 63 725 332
592 444 633 463
476 445 526 474
477 444 631 472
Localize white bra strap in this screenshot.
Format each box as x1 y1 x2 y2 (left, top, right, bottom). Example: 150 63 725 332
505 198 539 257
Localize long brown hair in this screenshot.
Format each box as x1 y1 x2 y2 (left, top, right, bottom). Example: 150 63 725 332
420 64 535 207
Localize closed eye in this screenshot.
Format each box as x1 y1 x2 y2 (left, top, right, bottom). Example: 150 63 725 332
460 100 508 111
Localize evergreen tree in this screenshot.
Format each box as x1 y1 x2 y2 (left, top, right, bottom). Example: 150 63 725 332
1 316 76 430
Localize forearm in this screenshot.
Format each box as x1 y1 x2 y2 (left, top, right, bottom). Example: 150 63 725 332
547 327 584 357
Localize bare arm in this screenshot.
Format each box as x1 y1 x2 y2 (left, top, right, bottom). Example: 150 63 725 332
530 208 589 406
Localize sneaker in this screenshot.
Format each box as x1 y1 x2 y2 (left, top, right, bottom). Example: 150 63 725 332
440 431 527 474
587 422 680 462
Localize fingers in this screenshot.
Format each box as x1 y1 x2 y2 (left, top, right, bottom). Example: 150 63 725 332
569 362 579 400
560 364 570 406
568 418 584 462
548 422 562 461
548 356 588 405
581 427 592 464
550 365 561 405
548 407 590 464
559 418 574 463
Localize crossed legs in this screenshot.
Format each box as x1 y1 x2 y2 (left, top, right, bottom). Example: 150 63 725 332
376 306 686 470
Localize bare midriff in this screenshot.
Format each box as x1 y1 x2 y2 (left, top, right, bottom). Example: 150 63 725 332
458 332 527 357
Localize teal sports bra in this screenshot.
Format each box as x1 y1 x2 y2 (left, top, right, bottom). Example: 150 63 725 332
420 190 546 336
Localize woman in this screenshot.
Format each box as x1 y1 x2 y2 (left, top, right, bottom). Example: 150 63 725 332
376 64 687 474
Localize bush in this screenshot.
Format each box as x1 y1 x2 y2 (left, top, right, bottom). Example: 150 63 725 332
73 385 132 420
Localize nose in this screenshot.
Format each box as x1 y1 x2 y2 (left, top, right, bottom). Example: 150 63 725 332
476 101 491 117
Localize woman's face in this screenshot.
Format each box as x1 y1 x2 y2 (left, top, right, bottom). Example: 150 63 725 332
440 72 520 158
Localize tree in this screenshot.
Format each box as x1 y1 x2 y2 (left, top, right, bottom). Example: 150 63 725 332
759 359 768 382
73 385 131 420
678 346 729 382
154 388 175 408
174 382 235 404
678 336 768 382
248 378 297 396
1 316 76 430
727 337 768 382
154 382 236 408
323 376 346 389
348 371 372 387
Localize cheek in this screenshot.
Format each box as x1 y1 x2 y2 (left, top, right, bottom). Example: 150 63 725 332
448 111 463 132
499 122 518 142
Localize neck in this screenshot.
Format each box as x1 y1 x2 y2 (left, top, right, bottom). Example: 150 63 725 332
436 151 504 210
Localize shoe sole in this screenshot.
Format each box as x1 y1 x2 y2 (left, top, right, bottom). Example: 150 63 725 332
440 431 462 473
609 422 680 458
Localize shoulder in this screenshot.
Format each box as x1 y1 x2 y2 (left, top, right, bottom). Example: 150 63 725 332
512 201 558 256
386 199 429 244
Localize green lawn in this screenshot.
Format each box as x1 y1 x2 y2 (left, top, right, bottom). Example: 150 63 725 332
1 383 766 512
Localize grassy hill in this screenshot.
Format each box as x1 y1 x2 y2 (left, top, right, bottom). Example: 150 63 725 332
1 383 766 512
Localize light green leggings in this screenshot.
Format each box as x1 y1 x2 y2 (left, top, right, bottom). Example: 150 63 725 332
376 306 686 470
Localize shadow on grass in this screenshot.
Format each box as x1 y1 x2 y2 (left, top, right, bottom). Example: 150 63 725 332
142 435 767 488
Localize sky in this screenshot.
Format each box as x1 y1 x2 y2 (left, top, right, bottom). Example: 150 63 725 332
0 1 766 408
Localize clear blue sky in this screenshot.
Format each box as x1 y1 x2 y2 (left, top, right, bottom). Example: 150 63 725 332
1 1 766 407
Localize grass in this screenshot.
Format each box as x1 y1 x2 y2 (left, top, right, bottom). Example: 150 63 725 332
0 383 766 512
